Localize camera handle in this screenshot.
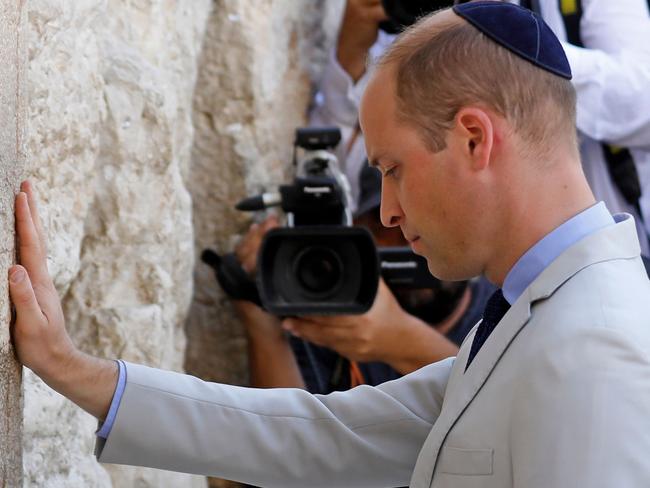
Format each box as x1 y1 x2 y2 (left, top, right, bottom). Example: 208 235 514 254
201 249 263 307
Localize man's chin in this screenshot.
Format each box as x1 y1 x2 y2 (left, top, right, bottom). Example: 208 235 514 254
424 255 470 282
424 256 449 280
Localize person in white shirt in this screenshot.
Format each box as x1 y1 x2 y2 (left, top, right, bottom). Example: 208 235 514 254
312 0 650 254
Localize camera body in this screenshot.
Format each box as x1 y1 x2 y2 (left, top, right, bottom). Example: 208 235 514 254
202 127 440 316
256 127 379 315
379 0 455 34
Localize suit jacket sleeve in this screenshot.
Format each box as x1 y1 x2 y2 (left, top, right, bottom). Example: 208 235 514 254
510 326 650 487
95 358 454 487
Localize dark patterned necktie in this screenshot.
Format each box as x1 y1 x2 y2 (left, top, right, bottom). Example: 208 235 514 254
465 289 511 371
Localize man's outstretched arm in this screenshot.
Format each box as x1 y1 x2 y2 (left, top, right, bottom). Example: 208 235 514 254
9 182 453 486
9 181 118 420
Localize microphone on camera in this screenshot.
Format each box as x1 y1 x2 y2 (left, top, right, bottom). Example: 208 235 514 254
235 192 282 211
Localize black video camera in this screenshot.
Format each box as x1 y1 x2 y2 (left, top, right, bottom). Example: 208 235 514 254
379 0 456 34
202 127 438 316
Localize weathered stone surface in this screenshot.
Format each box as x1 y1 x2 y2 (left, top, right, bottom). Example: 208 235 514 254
185 0 343 385
0 1 26 486
186 3 342 486
185 0 343 487
22 0 210 486
6 0 345 486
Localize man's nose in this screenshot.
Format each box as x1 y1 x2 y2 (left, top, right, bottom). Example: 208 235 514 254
379 187 403 228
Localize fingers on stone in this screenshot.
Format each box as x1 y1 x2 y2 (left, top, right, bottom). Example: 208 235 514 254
15 192 49 286
21 181 48 254
9 265 44 319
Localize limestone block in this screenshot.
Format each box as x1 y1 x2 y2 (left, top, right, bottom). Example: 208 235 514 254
0 1 26 486
185 5 342 486
14 0 346 486
23 6 112 485
23 0 210 486
185 0 344 388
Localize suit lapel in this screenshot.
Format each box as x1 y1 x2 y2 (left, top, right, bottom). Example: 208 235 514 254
409 215 641 488
409 294 532 487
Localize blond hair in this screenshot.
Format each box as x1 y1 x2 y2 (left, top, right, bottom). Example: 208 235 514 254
378 9 577 157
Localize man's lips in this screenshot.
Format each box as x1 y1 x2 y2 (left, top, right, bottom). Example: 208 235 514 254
408 236 422 254
401 228 420 246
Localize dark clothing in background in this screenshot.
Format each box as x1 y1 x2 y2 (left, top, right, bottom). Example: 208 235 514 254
290 276 496 394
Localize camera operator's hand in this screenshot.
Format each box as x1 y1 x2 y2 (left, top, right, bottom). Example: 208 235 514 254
232 215 282 338
337 0 388 82
231 215 305 388
235 215 279 275
9 181 118 420
282 279 458 375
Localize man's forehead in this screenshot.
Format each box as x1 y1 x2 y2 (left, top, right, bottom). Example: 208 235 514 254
360 68 397 165
360 67 396 125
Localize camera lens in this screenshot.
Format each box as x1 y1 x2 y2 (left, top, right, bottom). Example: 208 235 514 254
293 246 343 296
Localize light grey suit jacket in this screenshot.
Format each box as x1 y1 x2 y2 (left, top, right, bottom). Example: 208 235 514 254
96 215 650 487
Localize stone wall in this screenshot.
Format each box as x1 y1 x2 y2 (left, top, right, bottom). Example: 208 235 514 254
2 0 345 487
22 0 210 486
187 2 342 484
0 1 26 486
185 0 342 387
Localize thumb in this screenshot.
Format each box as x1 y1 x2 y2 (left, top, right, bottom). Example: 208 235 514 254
9 265 45 322
264 214 279 229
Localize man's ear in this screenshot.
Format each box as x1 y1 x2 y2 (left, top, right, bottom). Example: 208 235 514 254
454 107 494 171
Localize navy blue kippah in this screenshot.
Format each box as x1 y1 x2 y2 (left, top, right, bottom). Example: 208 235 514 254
452 1 572 79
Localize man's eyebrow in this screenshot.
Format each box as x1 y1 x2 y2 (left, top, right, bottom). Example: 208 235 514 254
367 152 386 168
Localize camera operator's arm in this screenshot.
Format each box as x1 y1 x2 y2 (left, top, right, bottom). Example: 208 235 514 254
282 280 459 376
309 1 390 178
337 0 387 83
233 217 305 389
9 182 118 421
310 0 389 120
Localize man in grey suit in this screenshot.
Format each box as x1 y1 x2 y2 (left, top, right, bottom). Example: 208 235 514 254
9 2 650 487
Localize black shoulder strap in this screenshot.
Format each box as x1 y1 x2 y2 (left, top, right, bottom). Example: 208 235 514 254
601 145 643 213
558 0 584 47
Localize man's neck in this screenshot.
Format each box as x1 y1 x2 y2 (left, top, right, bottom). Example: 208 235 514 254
486 165 596 287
